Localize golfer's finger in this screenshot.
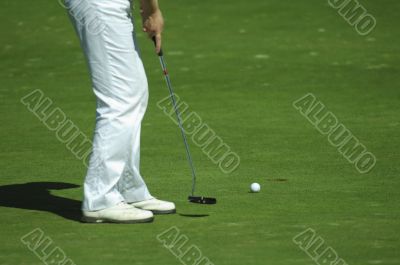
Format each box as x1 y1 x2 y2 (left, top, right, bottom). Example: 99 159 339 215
155 34 162 54
143 17 152 32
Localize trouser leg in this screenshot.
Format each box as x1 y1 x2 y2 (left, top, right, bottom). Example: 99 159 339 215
66 0 152 211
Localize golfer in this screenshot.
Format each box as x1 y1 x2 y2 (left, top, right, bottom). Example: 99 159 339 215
65 0 175 223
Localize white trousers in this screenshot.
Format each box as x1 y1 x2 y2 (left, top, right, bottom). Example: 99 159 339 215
65 0 152 211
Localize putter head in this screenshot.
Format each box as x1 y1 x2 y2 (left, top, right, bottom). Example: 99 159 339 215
188 196 217 205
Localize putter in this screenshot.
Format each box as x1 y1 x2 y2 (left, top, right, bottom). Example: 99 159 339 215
152 37 216 205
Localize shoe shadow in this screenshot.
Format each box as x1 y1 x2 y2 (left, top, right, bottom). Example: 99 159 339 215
0 182 81 222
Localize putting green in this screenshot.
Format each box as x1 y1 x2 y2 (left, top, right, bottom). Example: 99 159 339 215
0 0 399 264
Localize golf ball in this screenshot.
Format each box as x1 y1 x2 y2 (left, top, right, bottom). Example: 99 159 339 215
250 183 261 193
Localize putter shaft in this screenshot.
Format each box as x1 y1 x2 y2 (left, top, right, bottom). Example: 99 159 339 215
157 55 197 196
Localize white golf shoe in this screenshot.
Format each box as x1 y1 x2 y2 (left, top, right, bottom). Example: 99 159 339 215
82 202 154 224
129 198 176 214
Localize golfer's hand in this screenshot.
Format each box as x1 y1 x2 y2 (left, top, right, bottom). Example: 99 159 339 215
141 8 164 54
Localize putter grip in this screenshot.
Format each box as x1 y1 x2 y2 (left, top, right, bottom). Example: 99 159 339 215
152 36 163 56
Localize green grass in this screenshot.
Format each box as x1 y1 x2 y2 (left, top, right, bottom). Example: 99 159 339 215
1 0 399 264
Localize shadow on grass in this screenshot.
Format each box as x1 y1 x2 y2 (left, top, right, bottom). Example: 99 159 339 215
0 182 81 222
179 213 209 218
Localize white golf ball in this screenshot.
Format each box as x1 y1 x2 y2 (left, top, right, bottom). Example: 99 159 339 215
250 183 261 193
